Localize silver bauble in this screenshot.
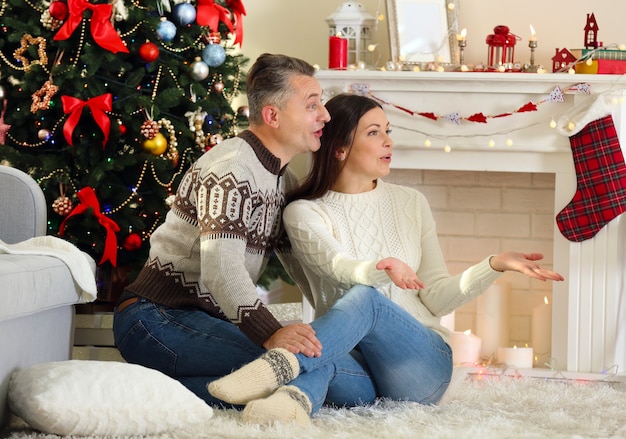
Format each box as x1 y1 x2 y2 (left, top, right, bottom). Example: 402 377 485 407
190 58 209 81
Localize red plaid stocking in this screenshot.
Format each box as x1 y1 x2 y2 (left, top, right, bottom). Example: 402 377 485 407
556 114 626 242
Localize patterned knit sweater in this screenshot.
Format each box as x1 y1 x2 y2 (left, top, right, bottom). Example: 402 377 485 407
126 130 299 346
279 179 502 342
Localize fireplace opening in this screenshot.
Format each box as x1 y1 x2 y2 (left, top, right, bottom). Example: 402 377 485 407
386 168 556 366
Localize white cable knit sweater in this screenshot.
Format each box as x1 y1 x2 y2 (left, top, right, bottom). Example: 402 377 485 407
279 179 502 342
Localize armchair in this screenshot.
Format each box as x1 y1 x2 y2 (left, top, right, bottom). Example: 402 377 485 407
0 165 96 428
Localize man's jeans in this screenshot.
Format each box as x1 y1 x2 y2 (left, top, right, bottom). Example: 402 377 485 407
113 285 452 414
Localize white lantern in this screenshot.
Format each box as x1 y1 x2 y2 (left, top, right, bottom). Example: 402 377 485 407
326 1 376 67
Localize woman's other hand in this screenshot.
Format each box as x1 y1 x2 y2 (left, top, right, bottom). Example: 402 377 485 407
376 257 426 290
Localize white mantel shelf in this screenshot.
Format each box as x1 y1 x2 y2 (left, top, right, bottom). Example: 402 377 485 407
316 70 626 375
316 70 626 172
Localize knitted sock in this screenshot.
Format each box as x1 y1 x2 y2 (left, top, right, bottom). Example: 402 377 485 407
242 385 312 426
207 348 299 405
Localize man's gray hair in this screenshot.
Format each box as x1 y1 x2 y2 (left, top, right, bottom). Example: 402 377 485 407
246 53 316 126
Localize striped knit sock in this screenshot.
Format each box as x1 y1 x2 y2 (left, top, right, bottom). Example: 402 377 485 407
242 385 312 426
207 348 299 405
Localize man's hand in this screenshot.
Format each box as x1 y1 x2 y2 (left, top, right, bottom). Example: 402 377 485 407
263 323 322 357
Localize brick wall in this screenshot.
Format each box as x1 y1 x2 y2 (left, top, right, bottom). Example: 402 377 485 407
387 168 556 348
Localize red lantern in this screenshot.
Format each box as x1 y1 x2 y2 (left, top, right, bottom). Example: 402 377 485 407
485 25 518 70
138 42 160 63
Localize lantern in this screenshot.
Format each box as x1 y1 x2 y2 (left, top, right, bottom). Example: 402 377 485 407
486 25 518 70
326 1 376 67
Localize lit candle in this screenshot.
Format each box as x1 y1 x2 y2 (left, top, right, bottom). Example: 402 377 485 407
328 35 348 70
456 28 467 42
531 296 552 367
529 25 537 42
498 345 534 369
457 28 467 65
449 330 482 365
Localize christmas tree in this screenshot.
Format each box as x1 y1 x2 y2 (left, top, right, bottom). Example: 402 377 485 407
0 0 252 295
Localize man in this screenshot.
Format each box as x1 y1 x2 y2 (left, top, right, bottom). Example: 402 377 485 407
112 53 330 404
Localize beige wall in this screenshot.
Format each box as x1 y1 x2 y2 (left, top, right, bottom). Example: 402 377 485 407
241 1 626 73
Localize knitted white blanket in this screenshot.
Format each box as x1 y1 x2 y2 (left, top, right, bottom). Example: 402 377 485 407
0 236 97 303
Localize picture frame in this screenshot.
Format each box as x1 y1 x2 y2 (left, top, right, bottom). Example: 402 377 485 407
386 0 459 65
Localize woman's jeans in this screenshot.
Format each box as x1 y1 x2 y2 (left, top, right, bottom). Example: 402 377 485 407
113 285 452 415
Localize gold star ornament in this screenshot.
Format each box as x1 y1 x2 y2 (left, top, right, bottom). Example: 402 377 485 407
31 79 59 113
14 34 48 71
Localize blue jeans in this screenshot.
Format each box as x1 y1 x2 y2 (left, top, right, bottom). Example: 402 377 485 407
113 285 452 414
294 285 453 412
112 293 375 410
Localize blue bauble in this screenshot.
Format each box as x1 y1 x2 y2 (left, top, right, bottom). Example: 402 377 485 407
201 44 226 67
173 3 196 26
156 19 177 42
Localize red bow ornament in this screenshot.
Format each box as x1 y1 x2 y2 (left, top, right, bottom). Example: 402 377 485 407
59 187 121 267
62 93 112 148
225 0 246 46
196 0 234 34
53 0 129 54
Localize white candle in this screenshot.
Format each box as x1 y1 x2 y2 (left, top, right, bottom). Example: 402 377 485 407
449 330 482 365
476 283 510 360
531 296 552 367
498 346 534 369
529 24 537 42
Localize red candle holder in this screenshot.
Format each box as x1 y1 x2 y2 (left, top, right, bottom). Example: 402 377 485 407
486 25 517 70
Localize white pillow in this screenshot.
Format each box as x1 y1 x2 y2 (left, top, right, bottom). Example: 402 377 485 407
8 360 214 437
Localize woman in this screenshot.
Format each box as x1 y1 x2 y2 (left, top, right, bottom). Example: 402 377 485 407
209 93 563 425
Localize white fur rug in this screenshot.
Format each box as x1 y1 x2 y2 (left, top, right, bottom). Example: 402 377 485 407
3 374 626 439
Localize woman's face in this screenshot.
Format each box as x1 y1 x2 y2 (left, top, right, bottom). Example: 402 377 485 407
340 107 393 186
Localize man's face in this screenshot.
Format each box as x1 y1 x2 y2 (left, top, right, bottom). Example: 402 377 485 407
275 75 330 156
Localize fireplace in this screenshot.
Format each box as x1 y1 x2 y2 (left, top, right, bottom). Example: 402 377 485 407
316 70 626 374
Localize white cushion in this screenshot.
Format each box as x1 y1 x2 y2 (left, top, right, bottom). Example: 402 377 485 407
8 360 213 436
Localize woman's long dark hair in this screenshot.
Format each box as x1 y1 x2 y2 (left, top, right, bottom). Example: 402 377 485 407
287 93 383 203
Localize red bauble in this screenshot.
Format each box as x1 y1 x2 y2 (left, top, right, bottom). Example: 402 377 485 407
49 1 68 20
138 42 160 63
122 233 142 251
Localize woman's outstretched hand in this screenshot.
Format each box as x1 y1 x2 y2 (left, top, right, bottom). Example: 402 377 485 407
376 257 426 290
488 252 564 282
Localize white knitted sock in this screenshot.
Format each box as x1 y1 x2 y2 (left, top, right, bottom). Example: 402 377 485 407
242 385 312 426
207 348 299 405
